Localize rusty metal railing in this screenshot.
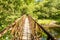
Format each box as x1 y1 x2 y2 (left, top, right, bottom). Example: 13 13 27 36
28 15 56 40
0 14 56 40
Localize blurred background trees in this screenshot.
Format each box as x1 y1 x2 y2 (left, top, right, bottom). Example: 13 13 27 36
0 0 60 40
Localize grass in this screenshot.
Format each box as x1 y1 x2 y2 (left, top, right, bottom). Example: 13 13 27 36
37 19 60 25
38 19 53 25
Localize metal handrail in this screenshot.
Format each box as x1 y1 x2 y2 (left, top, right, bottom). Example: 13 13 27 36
28 15 56 40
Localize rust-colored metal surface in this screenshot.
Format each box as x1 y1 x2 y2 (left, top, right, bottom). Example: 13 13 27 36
0 15 56 40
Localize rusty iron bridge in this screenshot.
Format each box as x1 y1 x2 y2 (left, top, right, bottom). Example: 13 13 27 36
0 15 56 40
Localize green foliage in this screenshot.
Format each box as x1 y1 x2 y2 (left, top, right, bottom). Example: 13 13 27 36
38 19 52 25
0 31 12 40
0 0 60 39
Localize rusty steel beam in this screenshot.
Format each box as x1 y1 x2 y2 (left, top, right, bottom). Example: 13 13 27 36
28 15 56 40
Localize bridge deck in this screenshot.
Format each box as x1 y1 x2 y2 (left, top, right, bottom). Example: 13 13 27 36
0 15 56 40
22 17 31 40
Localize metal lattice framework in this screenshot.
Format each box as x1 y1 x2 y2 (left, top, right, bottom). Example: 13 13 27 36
0 15 56 40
